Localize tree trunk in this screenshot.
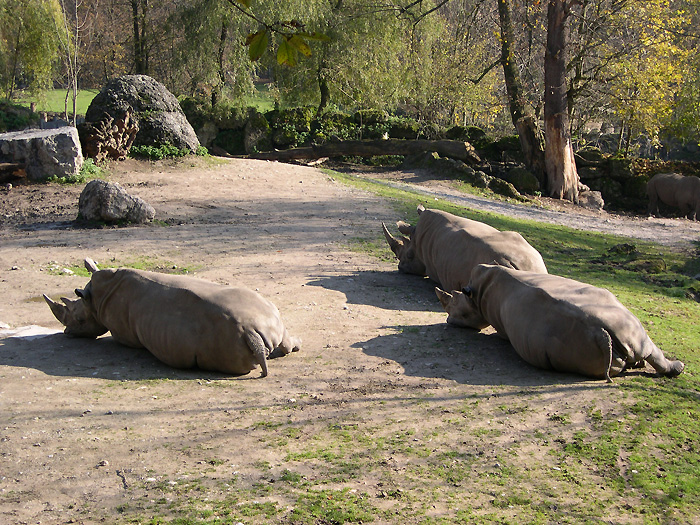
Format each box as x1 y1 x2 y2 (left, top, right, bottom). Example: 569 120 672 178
316 67 330 117
497 0 546 187
132 0 148 74
212 19 228 108
544 0 580 202
249 139 481 164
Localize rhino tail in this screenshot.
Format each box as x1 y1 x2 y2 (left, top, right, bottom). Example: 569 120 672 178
244 330 269 378
599 328 614 383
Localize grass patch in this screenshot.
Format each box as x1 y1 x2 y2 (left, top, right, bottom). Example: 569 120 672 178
16 88 99 116
44 256 198 276
129 144 209 161
327 168 700 522
47 158 107 184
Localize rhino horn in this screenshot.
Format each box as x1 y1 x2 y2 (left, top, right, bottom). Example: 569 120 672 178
382 222 403 252
43 294 69 326
84 258 99 273
435 287 453 308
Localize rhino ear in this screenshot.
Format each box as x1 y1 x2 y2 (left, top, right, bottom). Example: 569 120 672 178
396 220 415 237
462 286 473 299
75 288 92 302
417 204 425 214
43 294 70 326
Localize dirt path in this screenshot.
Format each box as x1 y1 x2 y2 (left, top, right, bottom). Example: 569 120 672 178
0 157 690 523
335 164 700 250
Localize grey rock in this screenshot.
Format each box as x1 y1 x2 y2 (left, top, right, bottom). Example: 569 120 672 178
85 75 199 152
578 190 605 211
0 127 83 181
79 179 155 224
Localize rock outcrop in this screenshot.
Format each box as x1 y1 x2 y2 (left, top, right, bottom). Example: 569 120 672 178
0 126 83 181
85 75 199 152
79 179 155 224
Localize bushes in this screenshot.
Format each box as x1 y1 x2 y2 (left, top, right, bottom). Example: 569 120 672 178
129 143 208 160
0 102 39 132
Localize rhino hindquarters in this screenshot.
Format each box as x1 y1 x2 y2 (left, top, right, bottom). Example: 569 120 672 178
244 330 270 378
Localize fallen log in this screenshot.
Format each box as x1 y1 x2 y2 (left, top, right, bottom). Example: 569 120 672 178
249 138 481 164
0 162 26 183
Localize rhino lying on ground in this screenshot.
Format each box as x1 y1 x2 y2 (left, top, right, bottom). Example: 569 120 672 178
44 258 300 377
436 264 684 380
382 205 547 292
647 172 700 220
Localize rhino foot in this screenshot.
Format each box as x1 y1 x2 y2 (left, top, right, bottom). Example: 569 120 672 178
665 360 685 378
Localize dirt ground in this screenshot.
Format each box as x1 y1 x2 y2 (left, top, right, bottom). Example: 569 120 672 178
0 157 697 524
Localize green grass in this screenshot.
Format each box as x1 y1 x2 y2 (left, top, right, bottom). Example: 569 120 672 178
44 256 198 277
16 88 99 116
326 169 700 521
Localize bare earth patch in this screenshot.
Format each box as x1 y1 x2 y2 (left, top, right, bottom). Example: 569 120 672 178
0 157 694 523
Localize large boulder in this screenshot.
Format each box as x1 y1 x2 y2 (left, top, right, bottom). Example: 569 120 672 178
85 75 199 152
79 179 155 224
0 126 83 181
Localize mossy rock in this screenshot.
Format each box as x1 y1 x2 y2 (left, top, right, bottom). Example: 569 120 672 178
354 109 389 125
445 125 487 144
576 146 605 163
388 117 420 139
504 167 540 194
244 109 272 153
311 110 357 142
607 156 634 179
488 177 524 200
213 129 246 155
267 106 314 132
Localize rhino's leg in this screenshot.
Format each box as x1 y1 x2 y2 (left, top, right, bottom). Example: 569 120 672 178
644 339 685 377
244 330 269 378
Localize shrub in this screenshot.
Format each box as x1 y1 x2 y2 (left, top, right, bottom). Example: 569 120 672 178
129 144 208 160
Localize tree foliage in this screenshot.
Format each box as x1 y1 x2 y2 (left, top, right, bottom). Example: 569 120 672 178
0 0 64 99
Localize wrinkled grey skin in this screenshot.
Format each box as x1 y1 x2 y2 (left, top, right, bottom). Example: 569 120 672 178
647 172 700 220
44 258 300 377
382 204 547 293
436 264 685 381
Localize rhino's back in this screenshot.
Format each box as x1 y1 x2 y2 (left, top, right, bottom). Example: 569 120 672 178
418 213 544 290
91 269 283 374
485 267 645 376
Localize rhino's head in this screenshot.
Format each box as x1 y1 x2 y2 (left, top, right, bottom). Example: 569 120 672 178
435 287 489 329
43 287 108 338
382 221 426 276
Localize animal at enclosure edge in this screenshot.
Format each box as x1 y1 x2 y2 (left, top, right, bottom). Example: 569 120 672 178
647 172 700 220
44 258 300 377
436 263 685 381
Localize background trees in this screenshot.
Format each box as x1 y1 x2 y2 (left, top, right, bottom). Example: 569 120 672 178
0 0 64 100
1 0 698 184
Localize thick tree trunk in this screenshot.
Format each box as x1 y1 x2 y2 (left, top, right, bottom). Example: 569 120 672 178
249 139 481 164
497 0 546 187
544 0 580 202
212 20 228 108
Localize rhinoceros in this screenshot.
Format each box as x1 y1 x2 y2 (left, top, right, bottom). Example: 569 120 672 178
44 258 300 377
647 172 700 220
436 264 684 381
382 204 547 292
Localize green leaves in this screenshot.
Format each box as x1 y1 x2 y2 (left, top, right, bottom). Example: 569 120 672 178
246 30 269 61
243 27 329 66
